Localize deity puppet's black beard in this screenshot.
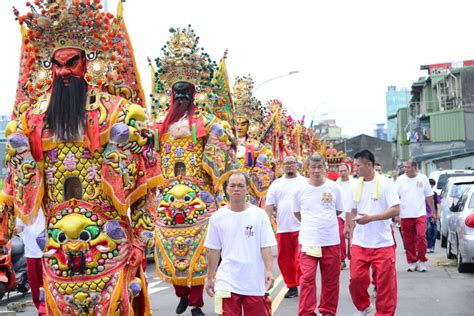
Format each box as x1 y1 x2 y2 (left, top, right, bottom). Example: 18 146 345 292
45 76 88 141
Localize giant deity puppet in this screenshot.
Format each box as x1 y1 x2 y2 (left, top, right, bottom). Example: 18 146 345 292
1 1 160 315
149 27 237 315
232 76 275 206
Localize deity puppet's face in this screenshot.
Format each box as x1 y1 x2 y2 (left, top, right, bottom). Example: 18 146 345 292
235 117 249 138
46 48 88 141
51 48 87 86
172 81 195 111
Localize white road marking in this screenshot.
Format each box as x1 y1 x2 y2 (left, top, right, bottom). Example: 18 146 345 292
147 278 169 295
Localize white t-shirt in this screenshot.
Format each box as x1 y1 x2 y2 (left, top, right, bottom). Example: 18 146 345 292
350 176 400 248
337 178 354 219
293 179 344 247
204 204 277 296
16 208 45 258
396 173 434 218
265 175 306 233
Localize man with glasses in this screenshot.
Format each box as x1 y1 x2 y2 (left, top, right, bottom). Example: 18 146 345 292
205 172 276 315
265 156 306 299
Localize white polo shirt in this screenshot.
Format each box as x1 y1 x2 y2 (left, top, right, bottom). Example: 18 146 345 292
204 205 277 296
396 173 434 218
15 208 45 258
293 179 344 247
265 175 306 233
350 176 400 248
337 178 354 219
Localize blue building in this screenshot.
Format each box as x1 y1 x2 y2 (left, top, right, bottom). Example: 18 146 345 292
386 86 410 141
373 123 388 141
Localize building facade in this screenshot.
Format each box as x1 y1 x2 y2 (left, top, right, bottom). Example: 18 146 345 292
400 60 474 174
386 86 410 141
334 134 396 173
373 123 388 141
313 119 343 142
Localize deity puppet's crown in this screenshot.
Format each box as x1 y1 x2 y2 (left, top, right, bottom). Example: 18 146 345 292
13 0 126 100
153 26 216 92
232 76 265 124
150 26 218 118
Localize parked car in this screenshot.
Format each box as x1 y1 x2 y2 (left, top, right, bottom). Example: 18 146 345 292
438 176 474 248
446 186 474 273
429 169 474 196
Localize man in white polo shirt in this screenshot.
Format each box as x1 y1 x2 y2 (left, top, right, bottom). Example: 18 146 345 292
336 163 353 270
349 150 400 316
15 208 46 315
265 155 306 299
395 159 434 272
294 154 344 316
204 172 276 315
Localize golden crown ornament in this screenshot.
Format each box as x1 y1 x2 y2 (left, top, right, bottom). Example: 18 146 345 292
150 26 218 120
232 75 265 138
13 0 125 102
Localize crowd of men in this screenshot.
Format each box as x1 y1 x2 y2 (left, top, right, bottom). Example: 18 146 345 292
16 147 437 316
198 149 436 316
4 2 441 316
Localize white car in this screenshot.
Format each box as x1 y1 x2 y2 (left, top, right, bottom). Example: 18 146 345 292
429 170 474 196
438 176 474 248
446 186 474 273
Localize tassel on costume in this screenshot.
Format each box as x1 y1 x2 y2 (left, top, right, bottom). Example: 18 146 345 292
192 123 197 144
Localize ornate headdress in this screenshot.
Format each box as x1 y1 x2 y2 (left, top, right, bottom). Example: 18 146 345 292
13 0 145 112
232 76 265 138
150 26 218 120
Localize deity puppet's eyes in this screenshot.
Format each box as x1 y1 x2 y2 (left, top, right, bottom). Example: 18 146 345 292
79 226 101 242
50 228 68 244
165 194 176 203
183 192 195 203
51 55 81 68
49 225 100 244
164 192 195 203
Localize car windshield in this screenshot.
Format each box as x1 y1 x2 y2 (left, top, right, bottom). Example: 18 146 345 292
469 194 474 209
450 183 474 198
438 173 474 190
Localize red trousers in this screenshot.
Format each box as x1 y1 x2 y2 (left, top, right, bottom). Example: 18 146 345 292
26 258 46 314
277 231 301 288
298 245 340 316
400 216 427 263
337 218 348 260
349 245 397 316
174 284 204 307
221 292 269 316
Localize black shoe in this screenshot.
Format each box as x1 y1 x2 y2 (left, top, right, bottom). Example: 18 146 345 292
175 297 189 314
191 307 205 316
284 287 298 298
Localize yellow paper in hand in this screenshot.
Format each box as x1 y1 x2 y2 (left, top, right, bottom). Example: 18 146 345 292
215 291 231 314
302 245 322 257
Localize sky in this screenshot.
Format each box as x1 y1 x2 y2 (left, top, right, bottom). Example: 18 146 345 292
1 0 474 137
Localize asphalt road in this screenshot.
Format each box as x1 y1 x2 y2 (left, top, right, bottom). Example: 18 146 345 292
1 230 474 315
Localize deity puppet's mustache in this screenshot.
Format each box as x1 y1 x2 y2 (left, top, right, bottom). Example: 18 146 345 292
45 76 88 141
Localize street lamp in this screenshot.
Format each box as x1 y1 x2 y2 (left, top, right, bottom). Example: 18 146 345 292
252 71 299 97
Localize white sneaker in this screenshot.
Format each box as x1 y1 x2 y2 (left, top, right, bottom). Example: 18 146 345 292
355 303 374 316
417 261 427 272
407 263 417 272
